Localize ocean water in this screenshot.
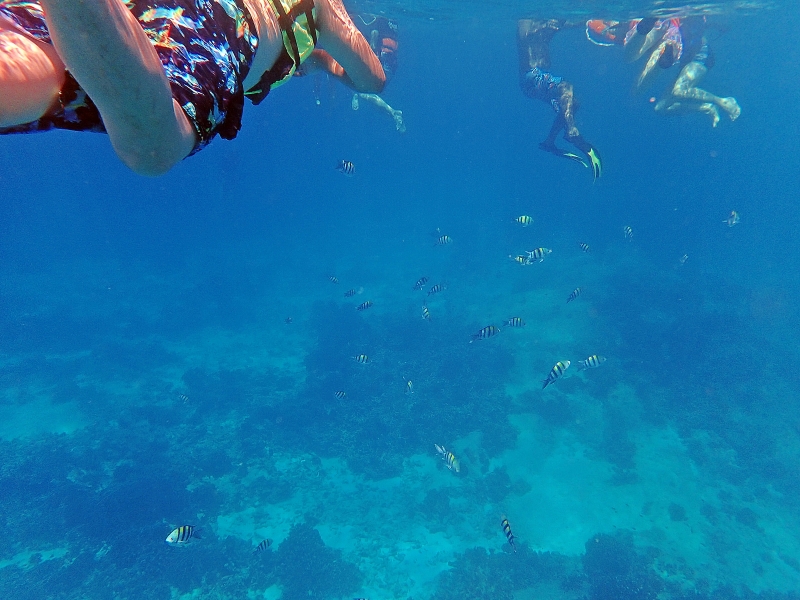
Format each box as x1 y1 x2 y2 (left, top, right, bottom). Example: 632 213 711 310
1 2 799 599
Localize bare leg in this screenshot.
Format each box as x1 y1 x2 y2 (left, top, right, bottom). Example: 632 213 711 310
39 0 196 175
655 62 741 125
352 92 405 132
0 18 65 126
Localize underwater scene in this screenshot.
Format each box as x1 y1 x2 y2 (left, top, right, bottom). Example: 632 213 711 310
1 1 799 599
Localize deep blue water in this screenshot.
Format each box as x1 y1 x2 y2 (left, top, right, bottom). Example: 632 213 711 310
2 4 800 600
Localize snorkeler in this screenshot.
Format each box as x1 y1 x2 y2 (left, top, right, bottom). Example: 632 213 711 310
0 0 385 175
587 16 741 126
518 19 602 180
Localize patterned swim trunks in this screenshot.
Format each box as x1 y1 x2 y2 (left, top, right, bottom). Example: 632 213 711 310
520 67 563 113
0 0 258 155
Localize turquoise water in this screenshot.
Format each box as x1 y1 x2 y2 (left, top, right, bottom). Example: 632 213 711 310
2 3 800 599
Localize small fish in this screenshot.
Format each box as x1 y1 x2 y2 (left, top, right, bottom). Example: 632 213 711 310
501 516 516 553
509 254 529 265
566 287 582 303
434 235 453 246
514 215 534 227
333 390 347 399
578 242 591 253
328 275 339 284
526 247 552 263
427 283 446 297
623 226 634 241
542 360 570 389
178 393 190 403
254 539 273 553
405 380 414 395
435 444 460 473
344 288 357 297
421 305 431 321
578 355 606 370
724 210 740 227
356 300 373 311
679 254 689 266
166 525 199 545
353 354 369 364
503 317 525 328
336 160 355 176
470 325 500 343
413 276 429 291
284 316 293 324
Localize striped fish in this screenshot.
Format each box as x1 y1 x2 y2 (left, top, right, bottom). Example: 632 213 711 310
336 159 355 176
421 305 431 321
166 525 199 545
413 276 429 291
434 235 453 246
542 360 570 389
435 444 460 473
405 380 414 395
356 300 373 311
578 355 606 370
353 354 369 364
344 288 357 297
254 539 273 553
526 247 552 263
427 283 446 297
509 254 529 265
503 317 525 328
328 275 339 284
514 215 534 227
470 325 500 343
623 226 634 241
333 390 347 399
578 242 591 253
501 516 516 553
566 287 582 303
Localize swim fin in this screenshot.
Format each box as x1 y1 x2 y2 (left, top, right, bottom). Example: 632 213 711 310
587 147 602 180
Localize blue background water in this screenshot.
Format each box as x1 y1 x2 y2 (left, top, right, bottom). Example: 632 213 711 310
2 5 800 599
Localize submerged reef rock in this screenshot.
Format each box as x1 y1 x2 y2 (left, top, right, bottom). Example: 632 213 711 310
584 532 663 600
272 522 361 600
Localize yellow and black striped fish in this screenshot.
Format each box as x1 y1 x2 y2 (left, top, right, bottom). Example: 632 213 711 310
623 226 634 241
328 275 339 284
254 539 273 553
166 525 199 545
405 380 414 395
427 283 446 297
353 354 369 364
503 317 525 328
501 516 516 553
514 215 534 227
566 287 582 303
344 288 357 297
413 276 429 291
542 360 570 389
578 242 591 253
434 235 453 246
336 159 355 176
526 247 552 263
578 355 606 370
435 444 460 473
470 325 500 343
333 390 347 399
421 305 431 321
509 254 528 265
356 300 373 311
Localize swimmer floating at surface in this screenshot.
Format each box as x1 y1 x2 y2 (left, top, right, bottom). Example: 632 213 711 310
0 0 385 176
518 19 602 180
587 16 741 127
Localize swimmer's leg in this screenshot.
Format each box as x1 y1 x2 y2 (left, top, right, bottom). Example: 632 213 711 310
655 98 721 127
0 18 65 126
39 0 196 175
669 62 741 122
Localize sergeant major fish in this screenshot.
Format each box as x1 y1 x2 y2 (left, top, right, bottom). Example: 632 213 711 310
623 226 634 241
514 215 534 227
470 325 500 343
501 516 516 553
166 525 200 545
526 247 552 263
353 354 370 364
542 360 570 389
435 444 460 473
427 283 446 297
434 235 453 246
413 276 429 291
578 242 591 253
254 539 273 553
336 160 355 176
578 355 606 370
503 317 525 328
566 287 582 303
356 300 373 311
421 305 431 321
